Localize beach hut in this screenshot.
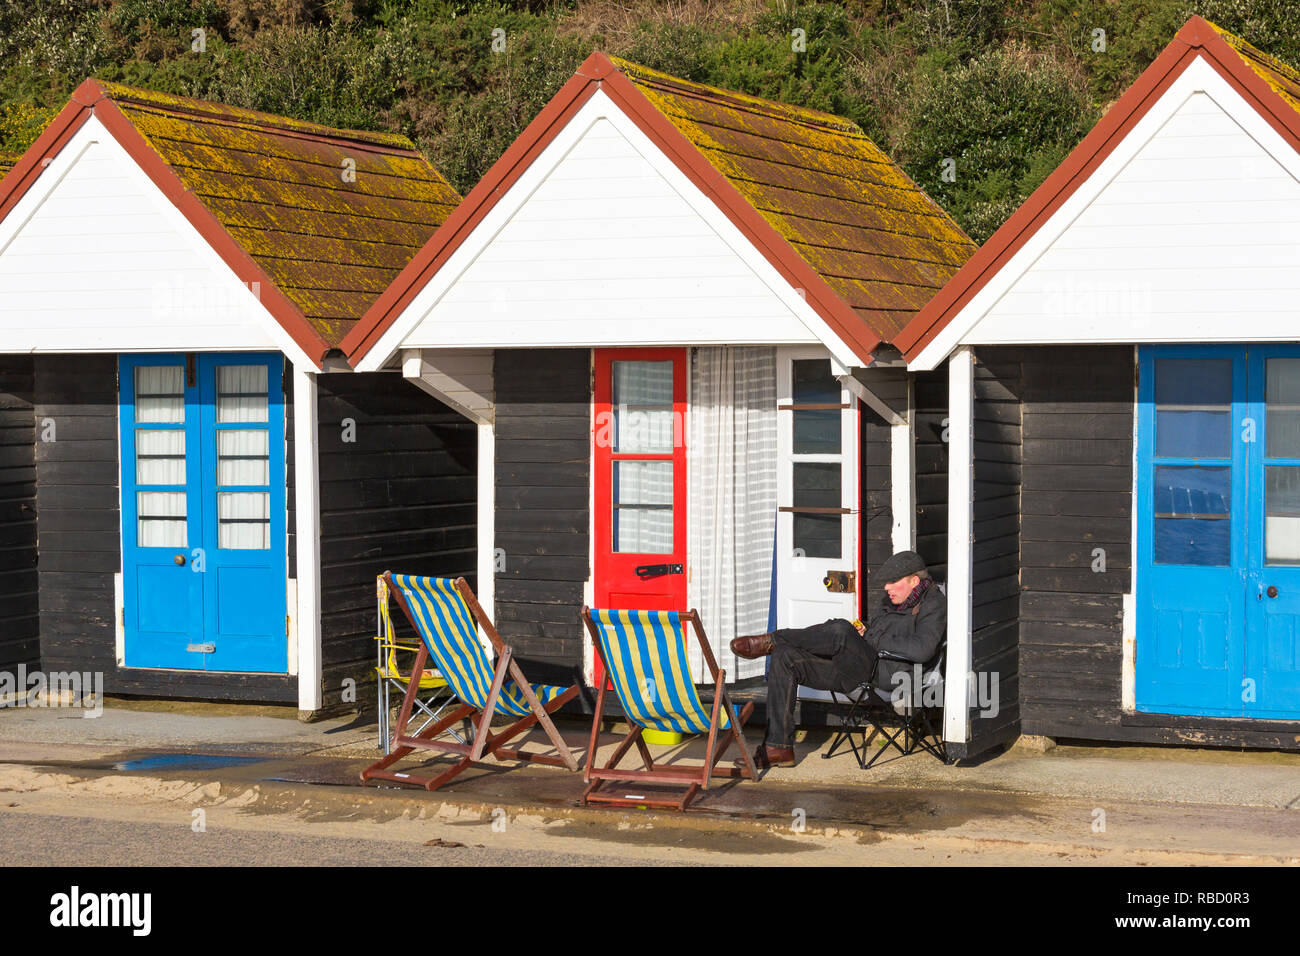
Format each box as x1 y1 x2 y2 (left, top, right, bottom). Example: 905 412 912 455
895 16 1300 751
344 54 976 714
0 81 471 713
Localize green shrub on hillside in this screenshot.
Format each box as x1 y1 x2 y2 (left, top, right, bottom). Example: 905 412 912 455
902 46 1095 242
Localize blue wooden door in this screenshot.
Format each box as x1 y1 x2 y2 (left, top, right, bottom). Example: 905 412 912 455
1244 347 1300 718
1137 345 1300 718
121 353 287 672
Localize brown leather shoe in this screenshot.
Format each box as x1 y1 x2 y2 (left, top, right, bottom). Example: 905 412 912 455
754 745 796 769
730 632 774 659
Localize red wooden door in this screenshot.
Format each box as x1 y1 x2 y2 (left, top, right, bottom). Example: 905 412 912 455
592 348 688 682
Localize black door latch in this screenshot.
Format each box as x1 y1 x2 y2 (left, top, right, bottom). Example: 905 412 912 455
635 564 684 579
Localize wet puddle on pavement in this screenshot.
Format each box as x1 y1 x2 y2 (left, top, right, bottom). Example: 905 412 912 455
112 753 268 772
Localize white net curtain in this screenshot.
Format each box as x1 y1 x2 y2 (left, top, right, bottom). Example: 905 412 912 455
216 365 271 550
134 365 187 547
688 346 777 682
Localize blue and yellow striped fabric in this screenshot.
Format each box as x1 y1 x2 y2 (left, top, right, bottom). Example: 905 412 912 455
390 575 567 717
588 608 727 734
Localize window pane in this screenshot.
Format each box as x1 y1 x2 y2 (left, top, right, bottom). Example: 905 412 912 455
217 365 269 423
136 428 185 485
612 460 673 553
217 429 269 486
1154 358 1231 459
1266 466 1300 565
793 408 840 454
1153 465 1230 516
1267 358 1300 459
794 513 840 559
792 360 840 405
138 490 186 547
1155 410 1230 459
612 361 673 453
218 492 270 550
1152 465 1229 566
135 366 184 424
793 462 841 510
614 508 673 554
1154 358 1231 405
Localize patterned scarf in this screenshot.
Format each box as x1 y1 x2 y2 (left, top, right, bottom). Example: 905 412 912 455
891 575 933 612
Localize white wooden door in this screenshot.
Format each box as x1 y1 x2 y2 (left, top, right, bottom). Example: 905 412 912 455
776 348 859 700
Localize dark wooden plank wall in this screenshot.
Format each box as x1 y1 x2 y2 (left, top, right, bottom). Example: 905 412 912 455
913 369 948 583
315 371 477 712
493 349 590 690
857 367 904 600
35 354 294 702
1019 345 1133 742
0 358 39 672
968 348 1024 756
35 355 122 678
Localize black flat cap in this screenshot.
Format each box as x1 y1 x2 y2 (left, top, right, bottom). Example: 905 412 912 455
878 550 926 584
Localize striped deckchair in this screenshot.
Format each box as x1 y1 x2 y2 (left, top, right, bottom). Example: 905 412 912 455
361 574 580 791
580 607 759 811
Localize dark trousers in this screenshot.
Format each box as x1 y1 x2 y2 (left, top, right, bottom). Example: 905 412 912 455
764 618 878 748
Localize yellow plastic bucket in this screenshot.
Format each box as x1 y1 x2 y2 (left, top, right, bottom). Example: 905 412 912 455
642 728 686 746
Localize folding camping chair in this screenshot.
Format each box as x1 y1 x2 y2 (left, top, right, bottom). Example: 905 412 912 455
361 574 581 791
373 575 464 754
580 607 759 811
823 639 949 769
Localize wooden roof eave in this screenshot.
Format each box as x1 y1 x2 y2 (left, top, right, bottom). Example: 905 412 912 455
342 52 883 370
91 89 332 368
598 62 881 364
0 78 338 369
894 15 1300 369
340 67 602 369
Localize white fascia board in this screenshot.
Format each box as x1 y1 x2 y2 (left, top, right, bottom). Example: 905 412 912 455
0 114 317 369
293 366 322 711
401 348 495 425
943 347 974 745
357 88 861 372
909 57 1299 371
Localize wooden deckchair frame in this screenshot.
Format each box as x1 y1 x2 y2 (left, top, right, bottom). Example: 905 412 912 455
361 574 580 791
580 606 759 811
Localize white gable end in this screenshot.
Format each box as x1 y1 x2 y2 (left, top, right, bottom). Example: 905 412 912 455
370 89 835 364
913 57 1300 368
0 115 306 361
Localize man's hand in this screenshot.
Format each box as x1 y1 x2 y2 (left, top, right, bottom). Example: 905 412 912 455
852 619 866 636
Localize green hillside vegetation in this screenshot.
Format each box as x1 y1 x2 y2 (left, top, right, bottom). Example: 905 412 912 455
1 0 1295 242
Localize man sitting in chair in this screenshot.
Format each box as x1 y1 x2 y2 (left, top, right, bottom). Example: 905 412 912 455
729 550 947 769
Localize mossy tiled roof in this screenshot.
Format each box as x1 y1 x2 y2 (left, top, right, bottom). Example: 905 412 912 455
97 83 460 348
1209 20 1300 114
609 57 976 342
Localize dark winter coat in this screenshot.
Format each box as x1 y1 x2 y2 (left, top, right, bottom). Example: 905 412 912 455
863 583 947 694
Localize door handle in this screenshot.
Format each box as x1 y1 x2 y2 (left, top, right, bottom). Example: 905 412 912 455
824 570 856 593
634 564 683 579
1268 585 1279 599
174 554 186 566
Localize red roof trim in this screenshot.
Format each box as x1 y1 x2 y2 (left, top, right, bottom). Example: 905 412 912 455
0 77 343 368
90 90 330 366
895 16 1300 363
342 52 881 367
596 65 882 361
0 92 94 224
340 65 603 364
